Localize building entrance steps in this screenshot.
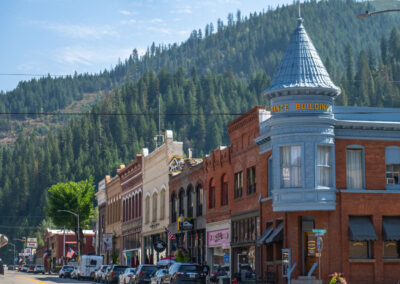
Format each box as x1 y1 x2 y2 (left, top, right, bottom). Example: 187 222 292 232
291 276 322 284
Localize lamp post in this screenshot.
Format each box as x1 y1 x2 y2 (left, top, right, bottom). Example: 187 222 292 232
358 9 400 18
57 209 80 259
7 243 16 265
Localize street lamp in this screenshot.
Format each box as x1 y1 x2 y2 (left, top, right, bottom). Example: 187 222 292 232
57 209 80 259
358 9 400 18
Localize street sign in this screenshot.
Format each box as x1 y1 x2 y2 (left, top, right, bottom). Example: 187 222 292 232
27 238 37 248
312 229 326 235
317 237 322 251
224 254 229 263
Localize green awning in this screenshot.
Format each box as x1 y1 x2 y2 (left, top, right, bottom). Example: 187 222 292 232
349 216 377 241
265 223 284 244
383 217 400 241
256 225 273 245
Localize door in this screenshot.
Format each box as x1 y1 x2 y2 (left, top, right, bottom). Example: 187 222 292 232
304 232 317 276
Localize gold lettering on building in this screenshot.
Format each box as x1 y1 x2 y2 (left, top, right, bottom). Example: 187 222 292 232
271 103 329 113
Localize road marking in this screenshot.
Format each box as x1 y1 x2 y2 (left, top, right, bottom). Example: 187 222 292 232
15 276 49 284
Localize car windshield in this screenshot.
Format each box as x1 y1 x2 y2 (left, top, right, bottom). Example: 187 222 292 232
179 265 201 273
114 266 128 272
63 266 74 270
141 266 157 272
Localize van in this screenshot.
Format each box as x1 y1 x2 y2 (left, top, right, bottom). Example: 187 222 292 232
76 255 103 280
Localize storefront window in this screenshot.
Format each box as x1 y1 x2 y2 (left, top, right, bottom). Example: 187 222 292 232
349 241 370 259
281 145 302 188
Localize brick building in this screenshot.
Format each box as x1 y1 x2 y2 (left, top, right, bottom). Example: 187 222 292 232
168 151 205 263
118 154 143 267
255 16 400 284
44 229 95 268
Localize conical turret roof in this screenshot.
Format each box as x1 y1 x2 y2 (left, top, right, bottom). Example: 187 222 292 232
265 18 340 97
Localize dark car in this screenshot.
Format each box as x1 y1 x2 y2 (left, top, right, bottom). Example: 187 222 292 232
164 263 205 284
105 265 128 284
129 264 158 284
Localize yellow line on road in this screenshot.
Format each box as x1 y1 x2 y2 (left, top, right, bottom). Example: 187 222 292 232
15 276 49 284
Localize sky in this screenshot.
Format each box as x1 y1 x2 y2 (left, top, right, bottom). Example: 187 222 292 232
0 0 291 92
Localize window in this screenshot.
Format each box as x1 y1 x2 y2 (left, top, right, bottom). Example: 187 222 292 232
317 145 332 187
247 167 256 194
349 241 370 259
123 199 126 222
383 241 400 258
132 196 136 219
196 184 203 217
187 185 194 218
221 174 229 206
383 216 400 258
209 179 215 209
145 196 150 224
139 192 142 217
178 189 185 216
281 145 302 188
160 190 165 220
386 146 400 189
234 172 243 198
152 193 158 222
171 193 177 223
346 147 364 189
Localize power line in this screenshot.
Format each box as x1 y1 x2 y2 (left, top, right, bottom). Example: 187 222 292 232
0 73 68 77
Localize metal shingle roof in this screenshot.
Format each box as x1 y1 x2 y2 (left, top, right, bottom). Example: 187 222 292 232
265 18 340 96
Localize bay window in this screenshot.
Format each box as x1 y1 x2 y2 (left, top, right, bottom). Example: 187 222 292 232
280 145 302 188
317 145 332 187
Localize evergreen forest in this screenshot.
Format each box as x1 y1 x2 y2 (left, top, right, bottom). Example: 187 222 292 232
1 0 400 260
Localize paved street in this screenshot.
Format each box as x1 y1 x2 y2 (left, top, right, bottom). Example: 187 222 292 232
0 269 95 284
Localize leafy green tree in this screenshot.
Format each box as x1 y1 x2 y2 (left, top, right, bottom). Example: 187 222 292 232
45 177 95 255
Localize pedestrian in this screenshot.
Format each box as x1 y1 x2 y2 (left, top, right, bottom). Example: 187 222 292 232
0 258 4 275
202 260 210 283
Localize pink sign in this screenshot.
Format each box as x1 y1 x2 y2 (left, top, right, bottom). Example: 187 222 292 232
207 229 230 246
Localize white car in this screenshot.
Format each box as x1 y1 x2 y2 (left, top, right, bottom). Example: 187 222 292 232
119 268 136 284
58 265 75 278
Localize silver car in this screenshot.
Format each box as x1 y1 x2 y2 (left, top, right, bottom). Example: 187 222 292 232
95 265 109 282
150 268 168 284
119 268 136 284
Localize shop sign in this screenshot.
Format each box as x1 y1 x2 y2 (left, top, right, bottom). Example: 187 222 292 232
224 254 230 263
270 102 332 114
207 229 229 247
282 248 291 277
178 218 194 231
103 233 113 251
24 248 32 255
27 238 37 248
153 240 166 253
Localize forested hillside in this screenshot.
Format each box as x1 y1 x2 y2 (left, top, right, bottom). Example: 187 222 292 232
1 0 400 259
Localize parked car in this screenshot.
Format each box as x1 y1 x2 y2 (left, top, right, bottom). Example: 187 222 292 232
22 264 29 272
33 265 45 274
150 268 168 284
163 263 206 284
27 264 35 273
101 266 112 283
129 264 157 284
105 265 128 284
119 268 136 284
7 265 14 270
17 265 22 271
95 265 109 282
70 267 79 279
59 265 75 278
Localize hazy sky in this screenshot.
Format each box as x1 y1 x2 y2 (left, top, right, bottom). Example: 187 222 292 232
0 0 292 92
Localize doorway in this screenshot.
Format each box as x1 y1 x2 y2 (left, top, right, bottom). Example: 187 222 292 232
301 216 316 276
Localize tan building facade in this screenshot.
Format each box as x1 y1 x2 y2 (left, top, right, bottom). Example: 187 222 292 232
142 130 183 264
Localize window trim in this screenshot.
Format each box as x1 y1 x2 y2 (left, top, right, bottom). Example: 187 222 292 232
279 143 304 189
247 166 257 195
346 145 365 190
234 171 243 199
315 144 334 189
268 155 273 197
221 174 229 206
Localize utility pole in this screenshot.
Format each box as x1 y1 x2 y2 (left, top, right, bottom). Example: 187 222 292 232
63 226 66 266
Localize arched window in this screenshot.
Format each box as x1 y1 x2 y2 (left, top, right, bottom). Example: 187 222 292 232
209 179 215 209
196 184 203 217
145 196 150 224
160 189 166 220
171 192 177 223
133 195 136 219
386 146 400 189
123 199 126 222
221 174 229 206
187 184 194 218
179 188 185 216
152 193 158 222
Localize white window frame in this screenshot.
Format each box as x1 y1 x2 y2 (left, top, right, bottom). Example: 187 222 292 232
346 145 365 189
316 145 333 188
280 145 303 188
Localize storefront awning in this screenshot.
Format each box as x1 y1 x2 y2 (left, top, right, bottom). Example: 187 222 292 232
256 226 273 245
265 223 284 244
383 217 400 241
349 216 377 241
